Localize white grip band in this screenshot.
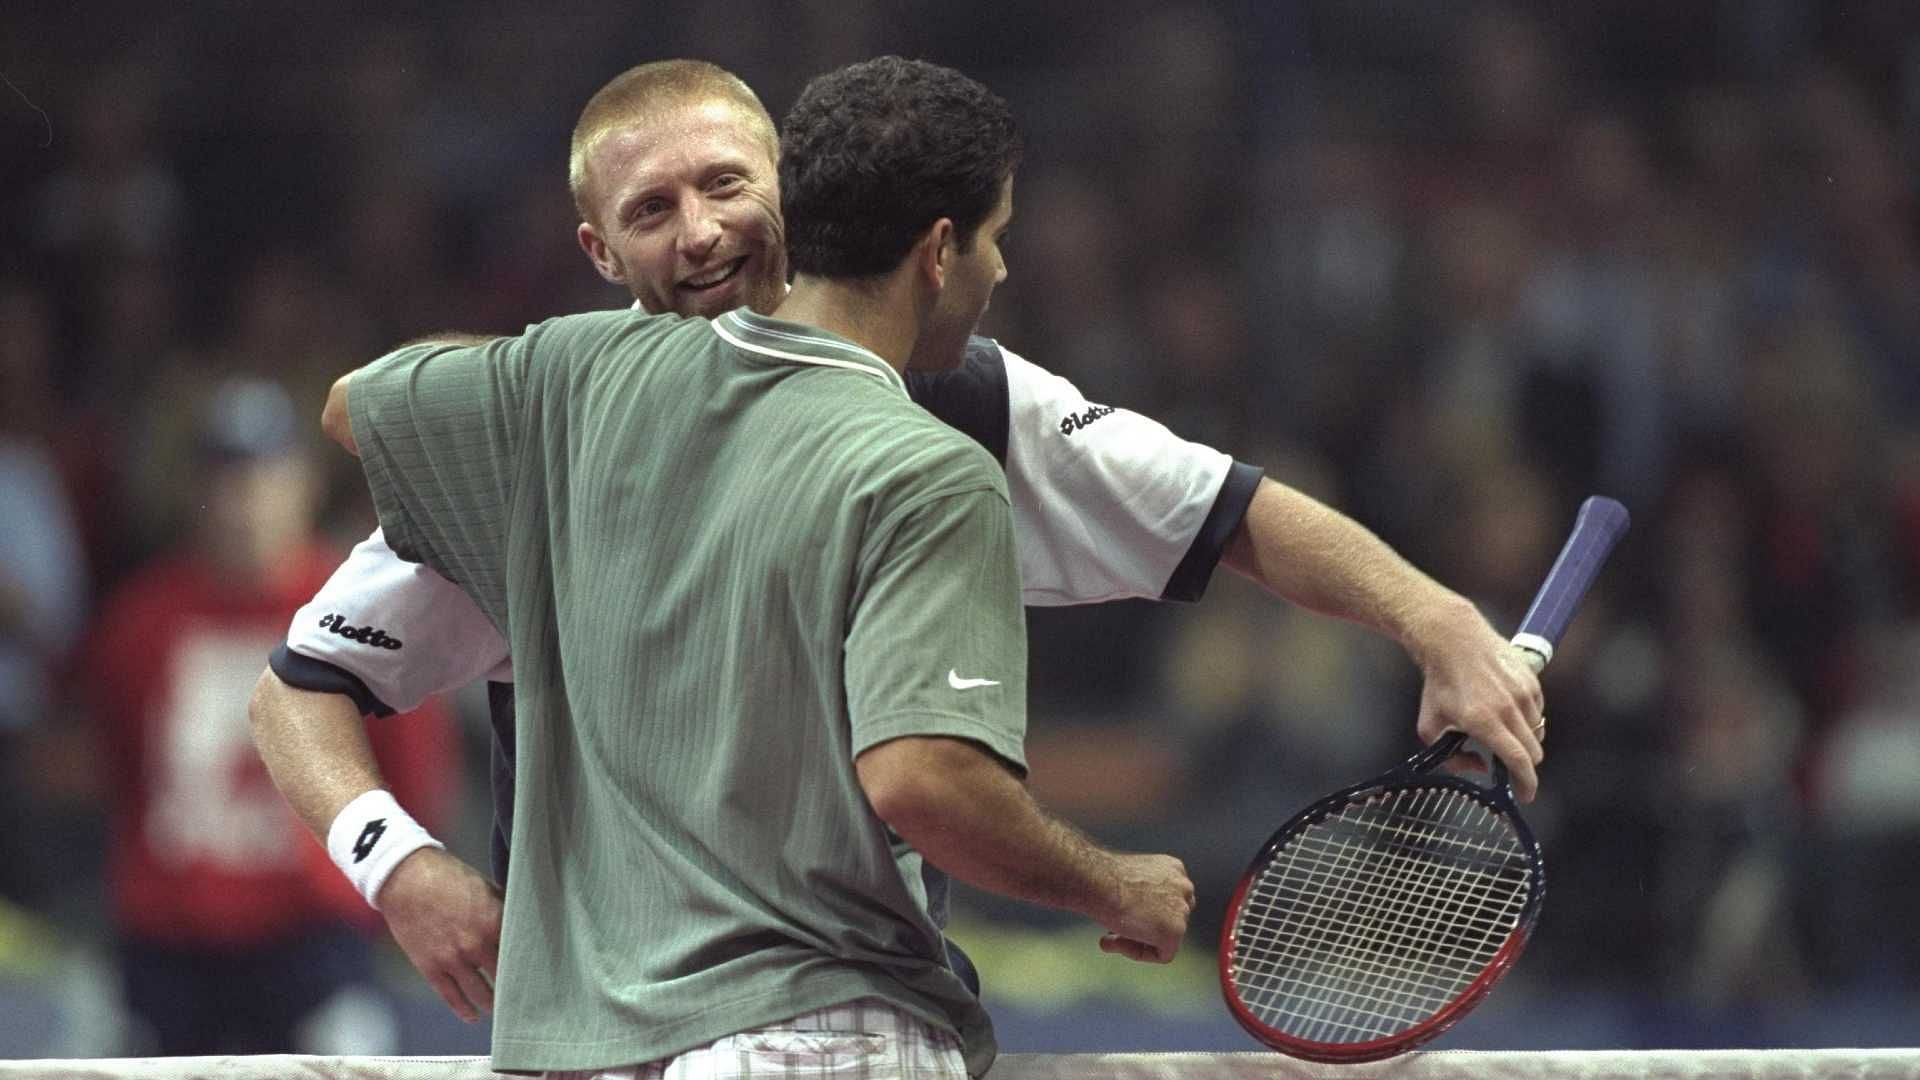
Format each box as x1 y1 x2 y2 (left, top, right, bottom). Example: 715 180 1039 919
326 789 444 910
1510 632 1554 671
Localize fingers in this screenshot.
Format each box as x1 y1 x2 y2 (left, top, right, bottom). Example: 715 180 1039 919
428 970 484 1023
411 934 498 1021
1468 697 1541 803
1441 645 1548 798
477 941 499 988
449 959 496 1018
1511 704 1545 766
1501 645 1547 755
1447 730 1541 802
1495 732 1540 804
1099 931 1177 963
1501 671 1546 803
1436 706 1544 803
1100 854 1194 964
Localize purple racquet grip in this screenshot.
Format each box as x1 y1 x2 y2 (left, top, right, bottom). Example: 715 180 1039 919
1514 496 1629 654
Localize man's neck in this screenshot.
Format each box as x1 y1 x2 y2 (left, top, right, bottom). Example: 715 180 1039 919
769 275 920 375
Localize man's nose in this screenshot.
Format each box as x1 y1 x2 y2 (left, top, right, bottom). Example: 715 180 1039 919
679 200 723 257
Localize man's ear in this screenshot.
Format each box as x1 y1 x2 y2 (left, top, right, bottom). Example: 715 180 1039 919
916 217 956 290
577 221 626 285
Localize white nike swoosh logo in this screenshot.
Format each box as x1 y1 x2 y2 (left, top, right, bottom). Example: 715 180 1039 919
948 669 1001 690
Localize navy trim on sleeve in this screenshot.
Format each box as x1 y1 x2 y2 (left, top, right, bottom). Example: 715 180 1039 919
904 336 1010 465
267 643 397 718
1160 460 1266 602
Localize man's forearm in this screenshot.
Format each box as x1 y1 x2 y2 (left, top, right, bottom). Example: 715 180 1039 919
859 736 1192 958
1223 478 1547 797
857 737 1118 921
251 668 503 1016
247 668 388 842
1222 478 1480 664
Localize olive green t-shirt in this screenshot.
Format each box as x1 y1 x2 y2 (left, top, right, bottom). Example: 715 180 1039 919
349 308 1027 1076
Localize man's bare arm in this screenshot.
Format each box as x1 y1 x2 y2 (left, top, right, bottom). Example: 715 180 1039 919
249 670 388 833
1220 478 1546 799
856 735 1193 962
321 372 358 457
247 670 503 1020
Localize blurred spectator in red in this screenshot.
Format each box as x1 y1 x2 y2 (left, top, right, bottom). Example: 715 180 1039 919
82 376 459 1054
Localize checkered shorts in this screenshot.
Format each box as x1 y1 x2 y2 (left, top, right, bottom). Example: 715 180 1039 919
544 997 969 1079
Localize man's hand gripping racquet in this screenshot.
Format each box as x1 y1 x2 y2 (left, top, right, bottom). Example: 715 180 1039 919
1218 495 1629 1063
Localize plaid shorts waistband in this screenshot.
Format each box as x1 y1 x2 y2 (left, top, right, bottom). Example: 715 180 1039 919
763 997 938 1038
545 996 966 1080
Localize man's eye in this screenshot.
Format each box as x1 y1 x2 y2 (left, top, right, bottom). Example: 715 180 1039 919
630 198 667 223
710 174 744 193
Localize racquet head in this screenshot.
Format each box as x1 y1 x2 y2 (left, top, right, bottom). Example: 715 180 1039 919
1217 732 1543 1062
1215 494 1626 1061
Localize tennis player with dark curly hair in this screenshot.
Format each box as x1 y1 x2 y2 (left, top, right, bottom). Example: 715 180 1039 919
302 58 1199 1079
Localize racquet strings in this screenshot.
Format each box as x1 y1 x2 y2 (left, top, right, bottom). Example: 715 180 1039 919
1228 786 1533 1045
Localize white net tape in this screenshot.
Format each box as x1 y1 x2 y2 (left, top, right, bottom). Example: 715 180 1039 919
2 1050 1917 1080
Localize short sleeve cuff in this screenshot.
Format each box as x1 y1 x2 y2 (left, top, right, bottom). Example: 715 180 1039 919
853 711 1029 779
268 643 396 718
1160 460 1264 602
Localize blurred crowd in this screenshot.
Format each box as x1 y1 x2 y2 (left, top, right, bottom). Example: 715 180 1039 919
3 0 1919 1055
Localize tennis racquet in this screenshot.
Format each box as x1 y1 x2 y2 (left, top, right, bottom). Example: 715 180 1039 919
1218 495 1630 1062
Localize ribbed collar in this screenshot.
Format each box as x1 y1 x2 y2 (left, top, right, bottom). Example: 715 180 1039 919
708 308 907 398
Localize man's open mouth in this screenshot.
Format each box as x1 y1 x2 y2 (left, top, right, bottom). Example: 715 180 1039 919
680 257 747 293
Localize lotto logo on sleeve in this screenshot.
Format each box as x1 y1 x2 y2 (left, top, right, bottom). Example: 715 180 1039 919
319 613 404 650
1058 404 1116 436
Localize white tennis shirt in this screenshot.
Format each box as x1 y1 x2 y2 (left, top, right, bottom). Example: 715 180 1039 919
278 335 1261 714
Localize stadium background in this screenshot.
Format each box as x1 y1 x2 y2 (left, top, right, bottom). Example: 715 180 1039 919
2 0 1917 1059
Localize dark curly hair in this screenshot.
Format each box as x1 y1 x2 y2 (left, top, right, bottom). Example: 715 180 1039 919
779 56 1022 279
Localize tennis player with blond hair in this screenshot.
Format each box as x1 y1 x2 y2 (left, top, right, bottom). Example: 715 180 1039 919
251 56 1545 1065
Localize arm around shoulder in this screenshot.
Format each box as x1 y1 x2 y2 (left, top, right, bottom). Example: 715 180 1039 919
321 372 358 457
320 334 507 459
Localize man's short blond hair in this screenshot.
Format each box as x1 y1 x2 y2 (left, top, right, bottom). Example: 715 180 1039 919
568 60 778 224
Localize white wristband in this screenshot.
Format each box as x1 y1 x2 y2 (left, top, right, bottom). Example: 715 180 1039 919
326 789 444 910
